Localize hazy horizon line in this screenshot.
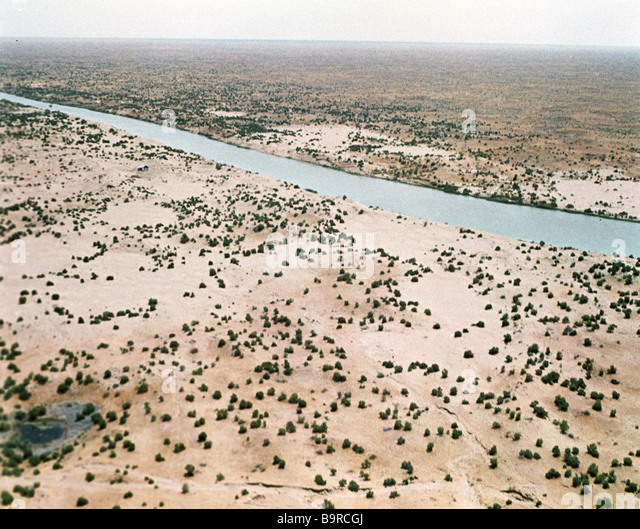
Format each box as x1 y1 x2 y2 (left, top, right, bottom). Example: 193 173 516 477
2 36 639 50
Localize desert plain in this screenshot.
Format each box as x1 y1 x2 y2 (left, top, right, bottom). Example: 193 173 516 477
0 40 639 510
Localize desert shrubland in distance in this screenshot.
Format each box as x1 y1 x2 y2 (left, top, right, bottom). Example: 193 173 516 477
0 39 638 220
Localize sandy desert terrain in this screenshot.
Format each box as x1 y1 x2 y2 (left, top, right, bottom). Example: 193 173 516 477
0 100 639 509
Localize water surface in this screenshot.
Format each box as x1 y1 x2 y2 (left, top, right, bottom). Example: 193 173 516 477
1 91 637 256
19 423 65 445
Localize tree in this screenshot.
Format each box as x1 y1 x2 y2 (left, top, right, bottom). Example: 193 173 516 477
554 395 569 412
1 491 13 506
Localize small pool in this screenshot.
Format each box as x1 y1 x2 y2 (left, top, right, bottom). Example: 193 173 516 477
19 422 65 445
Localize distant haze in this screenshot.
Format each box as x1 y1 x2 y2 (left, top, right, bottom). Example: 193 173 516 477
1 0 639 47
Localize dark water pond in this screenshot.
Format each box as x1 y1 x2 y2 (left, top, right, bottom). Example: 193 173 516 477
19 422 65 445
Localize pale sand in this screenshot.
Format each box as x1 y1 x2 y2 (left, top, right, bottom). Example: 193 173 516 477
0 103 639 509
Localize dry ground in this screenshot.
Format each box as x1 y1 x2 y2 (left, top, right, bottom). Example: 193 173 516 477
0 101 639 509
